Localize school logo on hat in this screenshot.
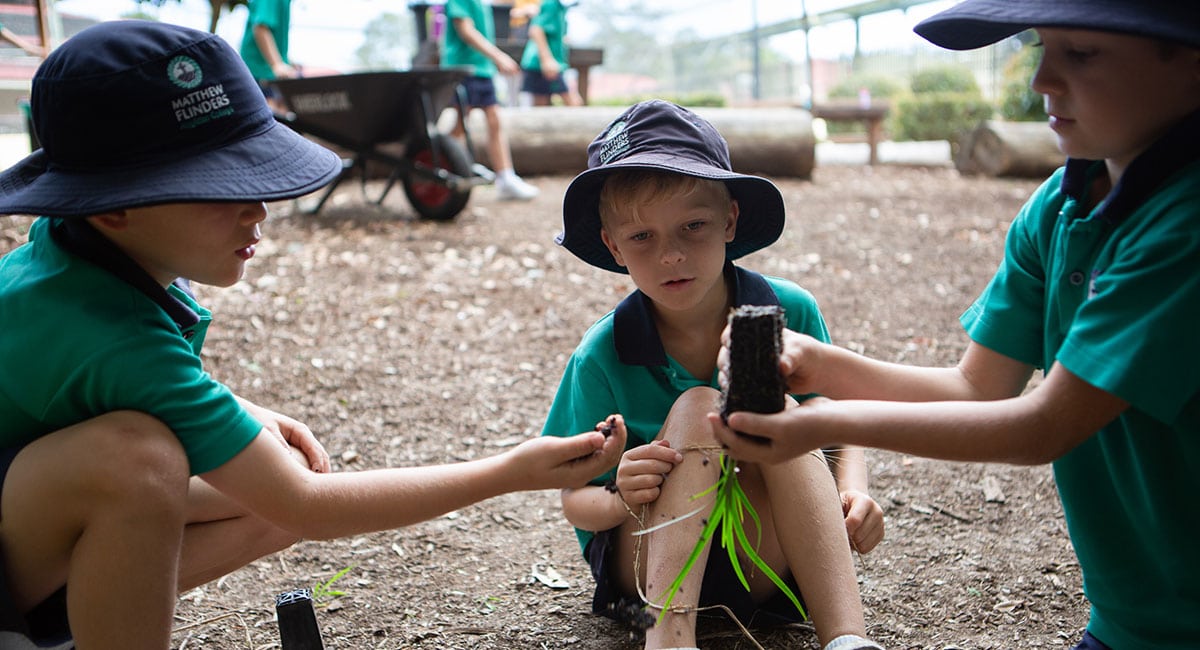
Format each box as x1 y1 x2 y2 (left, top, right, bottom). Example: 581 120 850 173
598 120 630 165
168 56 203 89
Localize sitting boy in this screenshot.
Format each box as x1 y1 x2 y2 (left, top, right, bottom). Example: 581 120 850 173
0 20 623 650
543 100 884 650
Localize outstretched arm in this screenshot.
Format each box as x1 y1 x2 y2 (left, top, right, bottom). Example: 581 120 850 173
201 420 625 540
711 361 1127 467
761 330 1034 403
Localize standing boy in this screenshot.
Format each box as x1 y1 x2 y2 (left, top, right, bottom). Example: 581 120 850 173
520 0 583 106
544 100 884 650
712 2 1200 649
442 0 540 200
0 20 623 650
239 0 296 112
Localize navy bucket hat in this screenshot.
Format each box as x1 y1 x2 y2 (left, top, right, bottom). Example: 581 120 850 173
0 20 341 218
558 100 785 274
915 0 1200 51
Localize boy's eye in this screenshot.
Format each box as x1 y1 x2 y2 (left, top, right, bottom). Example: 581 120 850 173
629 231 650 242
684 220 706 232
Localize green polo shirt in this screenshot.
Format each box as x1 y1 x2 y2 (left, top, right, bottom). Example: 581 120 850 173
443 0 497 78
239 0 291 81
520 0 569 71
0 218 263 475
961 112 1200 649
542 265 831 555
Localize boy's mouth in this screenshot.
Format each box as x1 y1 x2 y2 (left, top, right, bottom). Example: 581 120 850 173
662 277 693 290
236 239 259 260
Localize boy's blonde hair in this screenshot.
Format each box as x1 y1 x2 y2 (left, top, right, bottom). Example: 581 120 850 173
597 169 732 229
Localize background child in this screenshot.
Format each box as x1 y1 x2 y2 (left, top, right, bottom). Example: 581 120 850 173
712 3 1200 649
442 0 540 200
238 0 297 112
544 100 884 650
0 20 623 650
520 0 583 106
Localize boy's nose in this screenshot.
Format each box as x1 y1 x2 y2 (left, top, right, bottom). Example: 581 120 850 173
241 201 268 224
659 238 685 265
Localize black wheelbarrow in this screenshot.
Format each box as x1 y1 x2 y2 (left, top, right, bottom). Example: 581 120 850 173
271 68 488 220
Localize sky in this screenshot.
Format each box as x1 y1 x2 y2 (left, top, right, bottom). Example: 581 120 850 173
51 0 959 73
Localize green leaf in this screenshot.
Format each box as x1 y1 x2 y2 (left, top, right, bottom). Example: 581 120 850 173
653 455 807 624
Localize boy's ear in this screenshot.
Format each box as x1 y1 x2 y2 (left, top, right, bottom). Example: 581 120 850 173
86 210 130 232
725 199 740 243
599 228 626 268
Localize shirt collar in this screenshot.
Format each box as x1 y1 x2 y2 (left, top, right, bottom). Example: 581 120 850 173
1061 108 1200 225
49 217 201 331
612 262 780 367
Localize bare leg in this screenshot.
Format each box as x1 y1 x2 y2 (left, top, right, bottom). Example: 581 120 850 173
0 412 190 649
178 477 299 591
481 104 514 174
762 453 867 646
614 388 722 650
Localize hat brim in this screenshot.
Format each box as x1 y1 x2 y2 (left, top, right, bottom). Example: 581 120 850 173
0 120 342 218
558 152 785 274
914 0 1200 50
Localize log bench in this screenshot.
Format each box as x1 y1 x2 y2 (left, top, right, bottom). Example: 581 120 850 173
809 103 890 165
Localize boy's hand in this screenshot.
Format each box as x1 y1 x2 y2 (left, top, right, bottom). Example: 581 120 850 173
540 58 563 80
614 439 683 508
495 54 520 76
717 326 827 397
842 489 884 554
239 398 331 473
512 418 626 489
707 397 832 465
777 328 828 395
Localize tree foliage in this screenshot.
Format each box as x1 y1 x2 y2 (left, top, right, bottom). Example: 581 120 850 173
354 12 416 71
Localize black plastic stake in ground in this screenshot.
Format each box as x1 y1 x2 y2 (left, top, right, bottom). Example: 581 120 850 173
275 588 325 650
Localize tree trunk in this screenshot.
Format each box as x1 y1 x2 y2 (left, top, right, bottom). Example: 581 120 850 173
955 120 1063 178
452 106 815 179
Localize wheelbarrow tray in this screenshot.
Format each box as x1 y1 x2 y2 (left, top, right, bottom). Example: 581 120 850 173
272 68 483 219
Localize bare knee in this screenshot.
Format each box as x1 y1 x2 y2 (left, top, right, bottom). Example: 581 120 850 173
660 386 721 447
78 411 190 508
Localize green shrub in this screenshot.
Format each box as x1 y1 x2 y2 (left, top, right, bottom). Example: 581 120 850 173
999 45 1047 121
591 93 726 108
894 91 993 142
828 72 906 102
910 65 980 94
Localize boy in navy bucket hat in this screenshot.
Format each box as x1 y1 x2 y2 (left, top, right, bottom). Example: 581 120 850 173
544 100 884 650
711 3 1200 650
0 20 624 650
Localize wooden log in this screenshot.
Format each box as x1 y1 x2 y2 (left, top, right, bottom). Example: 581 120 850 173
955 120 1064 178
449 106 815 179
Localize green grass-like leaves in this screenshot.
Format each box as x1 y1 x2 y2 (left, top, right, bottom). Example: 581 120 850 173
312 564 355 607
654 455 806 624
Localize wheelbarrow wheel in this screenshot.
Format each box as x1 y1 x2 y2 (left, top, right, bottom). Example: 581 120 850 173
404 133 473 221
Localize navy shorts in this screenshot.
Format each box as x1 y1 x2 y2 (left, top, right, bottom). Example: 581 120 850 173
1073 631 1112 650
459 75 499 109
585 526 806 630
0 445 73 646
521 69 568 96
